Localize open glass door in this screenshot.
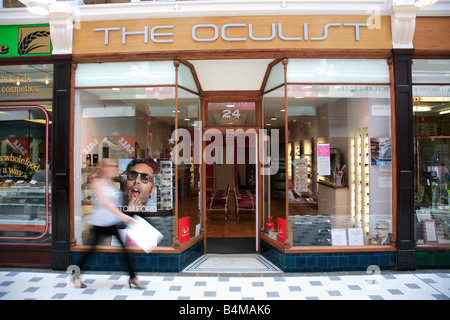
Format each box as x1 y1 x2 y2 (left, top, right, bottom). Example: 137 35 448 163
204 127 259 253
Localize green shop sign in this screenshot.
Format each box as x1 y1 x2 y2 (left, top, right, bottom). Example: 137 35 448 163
0 24 52 57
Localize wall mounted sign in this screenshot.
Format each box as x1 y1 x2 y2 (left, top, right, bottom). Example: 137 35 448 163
0 25 52 58
73 15 391 54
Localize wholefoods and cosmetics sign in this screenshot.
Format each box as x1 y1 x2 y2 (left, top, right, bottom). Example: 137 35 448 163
0 25 52 58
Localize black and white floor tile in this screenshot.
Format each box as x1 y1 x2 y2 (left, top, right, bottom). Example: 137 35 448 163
1 266 449 300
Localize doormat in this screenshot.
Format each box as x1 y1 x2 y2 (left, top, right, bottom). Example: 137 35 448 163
182 254 282 274
206 237 256 254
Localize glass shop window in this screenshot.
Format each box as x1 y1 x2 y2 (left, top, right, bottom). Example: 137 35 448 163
0 64 53 243
73 61 201 249
263 84 393 247
74 86 177 248
412 59 450 247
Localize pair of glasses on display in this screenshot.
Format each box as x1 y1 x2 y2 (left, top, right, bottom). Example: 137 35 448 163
125 171 153 184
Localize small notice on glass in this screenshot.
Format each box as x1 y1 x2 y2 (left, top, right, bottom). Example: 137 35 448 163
348 228 364 246
331 228 347 246
317 144 330 176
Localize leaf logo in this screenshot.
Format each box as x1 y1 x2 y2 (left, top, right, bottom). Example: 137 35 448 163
18 29 50 56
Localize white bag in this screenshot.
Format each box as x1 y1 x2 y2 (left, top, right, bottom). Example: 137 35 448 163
126 215 163 253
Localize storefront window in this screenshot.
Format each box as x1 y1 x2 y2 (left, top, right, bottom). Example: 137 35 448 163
287 85 392 246
73 61 200 249
262 59 393 247
413 59 450 247
262 87 286 242
177 88 201 244
0 64 53 243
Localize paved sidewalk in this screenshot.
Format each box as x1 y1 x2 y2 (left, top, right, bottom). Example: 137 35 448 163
1 268 449 300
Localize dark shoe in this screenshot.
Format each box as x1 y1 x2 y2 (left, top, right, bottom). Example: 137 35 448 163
129 278 146 290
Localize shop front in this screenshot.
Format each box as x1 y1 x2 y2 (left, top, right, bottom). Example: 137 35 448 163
65 11 414 273
0 24 54 268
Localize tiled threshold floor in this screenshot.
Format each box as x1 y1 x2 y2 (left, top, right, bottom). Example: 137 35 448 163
182 254 282 275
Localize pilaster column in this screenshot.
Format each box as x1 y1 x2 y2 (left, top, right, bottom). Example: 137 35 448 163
48 1 75 54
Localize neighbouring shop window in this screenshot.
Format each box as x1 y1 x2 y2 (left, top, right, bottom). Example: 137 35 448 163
0 64 53 243
262 59 393 247
73 61 200 249
413 59 450 247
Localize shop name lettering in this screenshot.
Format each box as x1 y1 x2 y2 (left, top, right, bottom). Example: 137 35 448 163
0 75 39 94
95 22 371 45
0 154 40 176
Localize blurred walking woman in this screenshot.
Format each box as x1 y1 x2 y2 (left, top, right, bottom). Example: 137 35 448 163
76 158 144 289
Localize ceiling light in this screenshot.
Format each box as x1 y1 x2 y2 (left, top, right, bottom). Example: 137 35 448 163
420 97 450 102
20 0 56 16
413 106 431 112
24 119 52 124
439 109 450 115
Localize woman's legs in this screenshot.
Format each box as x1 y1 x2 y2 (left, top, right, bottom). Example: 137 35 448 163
77 226 103 272
109 225 136 280
77 225 138 283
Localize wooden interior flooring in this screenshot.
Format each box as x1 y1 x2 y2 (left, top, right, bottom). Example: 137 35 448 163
206 211 256 238
180 190 317 239
206 188 256 238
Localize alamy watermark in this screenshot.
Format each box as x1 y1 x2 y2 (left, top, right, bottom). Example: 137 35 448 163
171 121 279 175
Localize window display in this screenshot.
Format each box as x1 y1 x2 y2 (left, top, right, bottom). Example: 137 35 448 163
412 59 450 247
263 78 393 247
74 61 200 250
0 64 53 243
0 106 51 242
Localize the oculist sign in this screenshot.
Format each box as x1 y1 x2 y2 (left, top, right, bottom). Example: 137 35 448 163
73 15 391 54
